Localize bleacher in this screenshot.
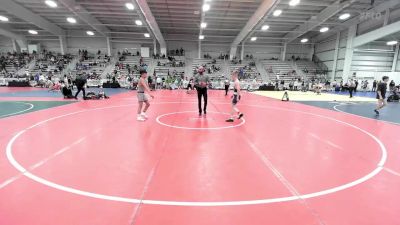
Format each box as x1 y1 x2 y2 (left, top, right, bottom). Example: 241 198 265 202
229 60 261 81
191 58 225 78
295 60 326 80
154 56 185 77
28 53 75 79
75 55 110 79
118 55 151 77
261 60 298 82
0 53 32 78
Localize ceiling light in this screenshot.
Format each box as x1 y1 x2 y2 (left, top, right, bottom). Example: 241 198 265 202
45 0 57 8
144 33 150 38
339 13 351 20
125 3 134 10
135 20 143 26
199 35 205 40
261 25 270 31
201 22 207 28
289 0 300 6
301 38 308 43
203 4 210 12
86 31 94 36
66 17 76 23
320 27 329 33
273 10 282 17
0 15 9 22
28 30 38 35
204 0 212 2
251 37 257 41
387 40 398 46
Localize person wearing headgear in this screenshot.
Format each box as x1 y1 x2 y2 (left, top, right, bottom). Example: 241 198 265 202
226 70 244 122
137 69 154 121
194 66 210 116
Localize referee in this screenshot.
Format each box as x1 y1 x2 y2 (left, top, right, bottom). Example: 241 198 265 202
224 77 230 96
194 66 210 116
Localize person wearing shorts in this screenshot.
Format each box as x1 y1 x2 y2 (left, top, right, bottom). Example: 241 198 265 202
226 70 244 122
137 69 154 121
374 76 389 116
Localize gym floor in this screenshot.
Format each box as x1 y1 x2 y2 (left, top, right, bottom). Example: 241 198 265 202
0 87 399 225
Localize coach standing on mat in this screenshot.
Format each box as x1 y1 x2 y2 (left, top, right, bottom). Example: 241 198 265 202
194 66 210 116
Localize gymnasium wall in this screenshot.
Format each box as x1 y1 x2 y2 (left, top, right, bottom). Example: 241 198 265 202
23 37 144 56
357 6 400 36
166 40 312 61
315 32 348 80
316 35 399 82
167 41 232 59
0 37 14 53
286 44 313 60
352 42 395 73
315 10 400 82
1 34 313 63
66 37 107 54
244 45 281 60
397 53 400 71
33 39 60 53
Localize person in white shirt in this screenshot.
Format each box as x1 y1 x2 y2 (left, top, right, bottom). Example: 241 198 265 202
224 78 230 96
348 79 355 98
63 75 69 88
156 76 162 89
182 78 189 91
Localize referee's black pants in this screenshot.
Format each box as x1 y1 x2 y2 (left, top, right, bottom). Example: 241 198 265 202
225 85 229 96
197 87 208 114
75 86 86 99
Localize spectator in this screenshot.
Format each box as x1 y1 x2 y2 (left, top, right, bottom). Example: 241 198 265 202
389 80 395 91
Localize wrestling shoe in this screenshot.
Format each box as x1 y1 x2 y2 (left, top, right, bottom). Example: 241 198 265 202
141 112 148 119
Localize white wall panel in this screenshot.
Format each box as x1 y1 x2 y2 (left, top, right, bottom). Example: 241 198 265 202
0 37 13 53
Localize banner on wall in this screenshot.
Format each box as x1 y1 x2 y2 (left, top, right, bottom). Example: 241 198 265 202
140 47 149 57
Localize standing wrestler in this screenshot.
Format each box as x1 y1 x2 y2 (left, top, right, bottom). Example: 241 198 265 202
194 66 210 116
374 76 389 116
226 70 244 122
137 69 154 121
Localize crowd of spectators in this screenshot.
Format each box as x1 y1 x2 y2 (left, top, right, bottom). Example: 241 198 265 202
193 64 221 75
168 48 185 56
218 54 229 60
0 52 33 78
157 56 185 67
